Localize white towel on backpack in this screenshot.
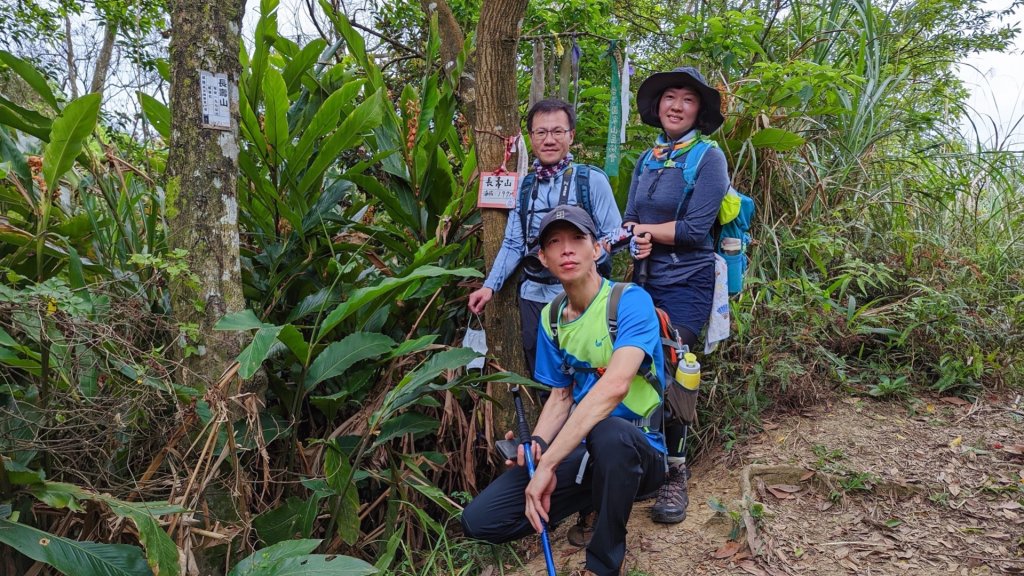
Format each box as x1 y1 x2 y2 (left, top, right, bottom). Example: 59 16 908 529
705 254 730 354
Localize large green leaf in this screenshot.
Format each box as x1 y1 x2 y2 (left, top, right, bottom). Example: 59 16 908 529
43 93 101 192
317 265 481 339
238 325 285 379
296 88 385 196
137 93 169 141
0 126 32 189
246 0 280 106
372 412 439 448
267 555 376 576
749 127 806 151
228 539 319 576
215 309 267 331
289 79 364 181
0 93 52 140
252 496 320 547
0 101 52 140
304 332 395 390
262 68 289 166
386 348 480 410
343 173 419 232
276 325 310 363
30 482 184 576
0 51 59 110
0 517 153 576
282 38 327 94
324 444 360 546
230 538 374 576
239 87 269 164
285 287 338 323
106 502 181 576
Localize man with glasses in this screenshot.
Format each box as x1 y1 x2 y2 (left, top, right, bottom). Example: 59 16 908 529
468 99 622 374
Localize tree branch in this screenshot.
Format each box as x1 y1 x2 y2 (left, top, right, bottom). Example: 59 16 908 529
89 20 118 96
64 14 79 98
420 0 464 73
349 20 424 59
304 0 332 46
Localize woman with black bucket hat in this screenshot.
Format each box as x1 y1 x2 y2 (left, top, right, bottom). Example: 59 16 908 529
626 66 729 525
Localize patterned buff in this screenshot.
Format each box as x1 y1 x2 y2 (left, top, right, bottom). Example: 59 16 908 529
533 152 574 181
647 131 702 169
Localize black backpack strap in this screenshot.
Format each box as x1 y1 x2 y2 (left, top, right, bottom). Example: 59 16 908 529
605 281 629 346
606 282 664 400
565 283 664 428
518 172 537 245
548 291 568 349
575 164 592 216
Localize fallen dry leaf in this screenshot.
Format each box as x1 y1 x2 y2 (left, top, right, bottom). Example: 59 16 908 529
940 396 971 406
770 483 802 493
766 485 796 499
800 470 815 482
737 560 769 576
838 557 860 571
1001 444 1024 456
948 482 961 497
895 549 915 559
713 540 743 559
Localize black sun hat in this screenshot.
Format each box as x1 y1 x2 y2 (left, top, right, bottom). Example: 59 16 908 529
636 66 725 135
538 204 599 244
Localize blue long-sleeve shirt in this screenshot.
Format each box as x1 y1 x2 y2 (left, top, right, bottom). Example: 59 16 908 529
624 143 729 287
483 163 623 303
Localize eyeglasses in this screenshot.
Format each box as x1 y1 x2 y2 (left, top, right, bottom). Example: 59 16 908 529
529 128 571 140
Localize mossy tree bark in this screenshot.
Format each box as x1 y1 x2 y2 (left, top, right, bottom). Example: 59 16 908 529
167 0 247 393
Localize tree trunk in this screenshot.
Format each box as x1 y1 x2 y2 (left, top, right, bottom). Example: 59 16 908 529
89 20 118 96
166 0 247 393
427 0 531 429
64 14 78 99
423 0 476 127
473 0 529 422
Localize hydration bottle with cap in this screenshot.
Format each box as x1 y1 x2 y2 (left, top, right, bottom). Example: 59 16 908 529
675 352 701 391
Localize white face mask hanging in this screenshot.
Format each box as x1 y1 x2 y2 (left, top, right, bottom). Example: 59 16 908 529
462 314 488 371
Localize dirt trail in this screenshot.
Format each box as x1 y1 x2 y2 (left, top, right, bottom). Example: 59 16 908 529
510 392 1024 575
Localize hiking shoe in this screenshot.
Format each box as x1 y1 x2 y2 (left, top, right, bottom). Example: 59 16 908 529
651 462 690 524
566 510 595 547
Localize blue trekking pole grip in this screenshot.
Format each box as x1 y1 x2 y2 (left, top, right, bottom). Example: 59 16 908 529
511 385 557 576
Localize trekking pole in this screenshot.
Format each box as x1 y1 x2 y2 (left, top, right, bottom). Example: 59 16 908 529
635 231 651 285
511 385 557 576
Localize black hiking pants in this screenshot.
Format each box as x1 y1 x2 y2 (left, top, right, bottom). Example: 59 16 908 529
519 297 546 376
461 417 666 576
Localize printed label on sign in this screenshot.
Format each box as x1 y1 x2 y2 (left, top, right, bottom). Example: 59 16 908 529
200 70 231 130
477 172 519 209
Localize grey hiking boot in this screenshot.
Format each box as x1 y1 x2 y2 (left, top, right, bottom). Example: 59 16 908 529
651 462 690 524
